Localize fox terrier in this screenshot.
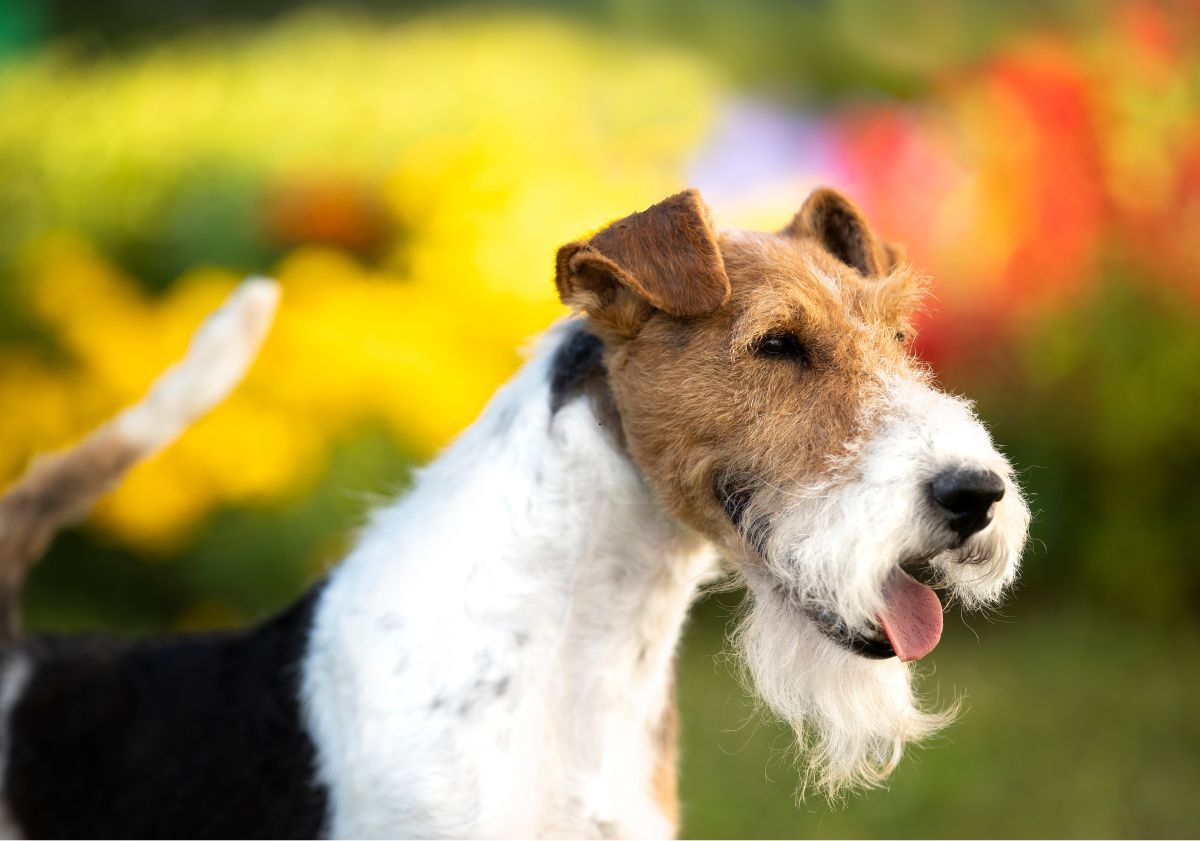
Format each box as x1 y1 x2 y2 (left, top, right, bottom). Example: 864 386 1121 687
0 188 1029 838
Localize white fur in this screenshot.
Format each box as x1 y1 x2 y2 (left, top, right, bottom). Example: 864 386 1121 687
302 322 716 839
733 598 952 796
0 209 1031 837
0 657 30 840
758 372 1027 628
302 315 1029 832
734 369 1028 797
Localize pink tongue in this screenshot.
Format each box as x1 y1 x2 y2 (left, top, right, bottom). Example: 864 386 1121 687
877 570 944 662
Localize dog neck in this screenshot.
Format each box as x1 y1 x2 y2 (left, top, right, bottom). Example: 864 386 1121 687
303 319 715 837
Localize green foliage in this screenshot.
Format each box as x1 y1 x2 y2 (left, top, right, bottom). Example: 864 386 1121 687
677 595 1200 837
966 277 1200 625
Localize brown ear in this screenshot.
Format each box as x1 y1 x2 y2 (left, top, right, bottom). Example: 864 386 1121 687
783 187 893 277
880 240 906 272
555 189 731 332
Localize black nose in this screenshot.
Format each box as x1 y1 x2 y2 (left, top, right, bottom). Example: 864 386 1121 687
930 468 1005 542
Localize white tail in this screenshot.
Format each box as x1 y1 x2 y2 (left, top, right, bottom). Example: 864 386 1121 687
0 278 280 637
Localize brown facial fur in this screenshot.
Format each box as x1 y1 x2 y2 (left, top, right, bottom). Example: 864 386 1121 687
555 188 928 555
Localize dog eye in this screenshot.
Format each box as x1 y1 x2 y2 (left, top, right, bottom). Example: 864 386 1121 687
895 331 908 343
754 331 811 365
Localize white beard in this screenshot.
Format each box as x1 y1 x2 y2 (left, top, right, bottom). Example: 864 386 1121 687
724 373 1029 798
731 588 956 797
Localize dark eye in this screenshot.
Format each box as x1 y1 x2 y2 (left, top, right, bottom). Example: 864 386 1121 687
895 331 907 343
754 331 811 366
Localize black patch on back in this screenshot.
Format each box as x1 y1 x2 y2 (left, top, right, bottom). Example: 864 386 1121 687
4 586 329 839
548 324 626 449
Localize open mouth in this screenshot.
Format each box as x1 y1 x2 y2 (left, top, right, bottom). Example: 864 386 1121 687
806 561 946 662
808 606 897 659
716 475 950 663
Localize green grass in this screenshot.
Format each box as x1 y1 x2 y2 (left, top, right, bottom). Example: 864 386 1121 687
677 595 1200 838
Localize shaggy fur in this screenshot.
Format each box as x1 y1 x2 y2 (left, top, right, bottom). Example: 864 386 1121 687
0 187 1028 838
556 188 1029 799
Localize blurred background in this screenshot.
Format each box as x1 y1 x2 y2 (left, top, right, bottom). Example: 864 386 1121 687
1 0 1198 836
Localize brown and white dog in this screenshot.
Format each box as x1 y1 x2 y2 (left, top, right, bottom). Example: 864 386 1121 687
0 188 1028 838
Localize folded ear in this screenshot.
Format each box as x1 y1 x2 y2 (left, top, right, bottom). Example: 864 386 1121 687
555 189 731 335
783 188 895 277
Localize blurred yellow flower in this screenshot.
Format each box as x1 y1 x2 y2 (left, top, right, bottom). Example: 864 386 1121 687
0 12 718 552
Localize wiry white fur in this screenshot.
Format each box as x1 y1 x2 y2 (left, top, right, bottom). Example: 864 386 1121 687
302 321 716 839
0 259 1028 835
758 373 1028 628
870 375 1029 607
733 599 953 796
734 370 1028 798
302 316 1029 831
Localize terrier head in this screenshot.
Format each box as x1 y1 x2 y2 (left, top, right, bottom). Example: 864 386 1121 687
555 188 1030 795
